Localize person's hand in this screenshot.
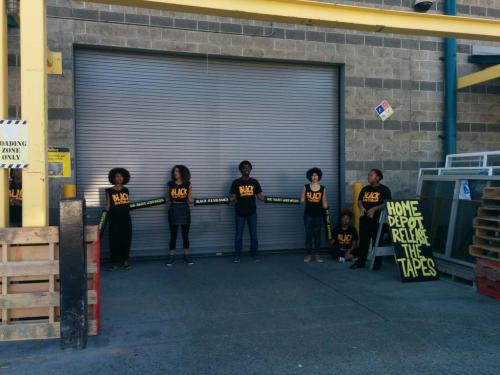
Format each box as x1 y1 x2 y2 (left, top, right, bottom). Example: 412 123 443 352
360 208 366 216
367 207 376 218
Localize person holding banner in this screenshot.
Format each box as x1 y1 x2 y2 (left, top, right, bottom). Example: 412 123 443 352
350 169 392 270
106 168 132 271
300 167 329 263
229 160 266 263
166 165 194 266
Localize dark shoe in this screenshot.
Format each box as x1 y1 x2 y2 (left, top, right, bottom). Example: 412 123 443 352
106 265 118 272
252 255 261 263
121 262 132 270
184 255 194 265
233 256 241 263
166 255 176 267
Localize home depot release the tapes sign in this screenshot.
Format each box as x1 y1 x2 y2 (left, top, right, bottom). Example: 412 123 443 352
386 200 439 282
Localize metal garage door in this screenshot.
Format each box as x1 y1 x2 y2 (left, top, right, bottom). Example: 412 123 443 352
75 49 340 257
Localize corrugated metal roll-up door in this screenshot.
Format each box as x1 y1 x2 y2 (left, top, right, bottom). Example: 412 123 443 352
75 49 341 257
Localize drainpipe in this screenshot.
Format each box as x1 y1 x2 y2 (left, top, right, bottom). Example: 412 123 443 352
443 0 457 156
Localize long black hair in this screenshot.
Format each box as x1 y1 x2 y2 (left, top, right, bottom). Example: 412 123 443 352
171 165 191 183
108 168 130 185
306 167 323 182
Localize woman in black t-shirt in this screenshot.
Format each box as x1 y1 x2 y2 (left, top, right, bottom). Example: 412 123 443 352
106 168 132 271
165 165 194 266
300 167 329 263
351 168 392 269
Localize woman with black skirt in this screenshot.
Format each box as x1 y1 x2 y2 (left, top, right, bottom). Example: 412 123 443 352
166 165 194 266
106 168 132 271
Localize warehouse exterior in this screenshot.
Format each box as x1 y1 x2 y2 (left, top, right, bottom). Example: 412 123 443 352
6 0 500 255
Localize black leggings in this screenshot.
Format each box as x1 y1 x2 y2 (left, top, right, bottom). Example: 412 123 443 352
169 224 190 250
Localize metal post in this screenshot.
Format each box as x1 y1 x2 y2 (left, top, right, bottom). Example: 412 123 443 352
0 0 9 227
20 0 48 226
444 0 457 157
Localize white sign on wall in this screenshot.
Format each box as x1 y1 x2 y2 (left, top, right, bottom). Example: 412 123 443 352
0 120 29 168
375 100 395 121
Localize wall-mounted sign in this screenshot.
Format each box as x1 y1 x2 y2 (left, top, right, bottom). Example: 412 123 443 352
375 100 394 121
386 200 439 283
48 147 71 177
0 120 29 168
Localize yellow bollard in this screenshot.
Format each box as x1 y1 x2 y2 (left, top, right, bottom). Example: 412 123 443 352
352 181 363 234
63 184 76 199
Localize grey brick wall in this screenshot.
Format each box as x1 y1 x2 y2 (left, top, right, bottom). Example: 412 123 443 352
6 0 500 207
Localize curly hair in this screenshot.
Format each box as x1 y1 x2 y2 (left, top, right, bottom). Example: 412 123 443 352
339 209 353 221
108 168 130 185
239 160 253 172
306 167 323 182
370 168 383 181
171 165 191 183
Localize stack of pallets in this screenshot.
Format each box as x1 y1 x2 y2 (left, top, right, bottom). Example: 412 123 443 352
470 187 500 300
0 226 100 341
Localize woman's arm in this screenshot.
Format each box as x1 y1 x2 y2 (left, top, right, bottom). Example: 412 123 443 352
188 184 193 204
256 192 266 201
105 190 110 211
322 188 329 209
300 186 306 204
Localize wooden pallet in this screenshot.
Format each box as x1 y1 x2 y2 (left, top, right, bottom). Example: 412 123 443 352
0 226 100 342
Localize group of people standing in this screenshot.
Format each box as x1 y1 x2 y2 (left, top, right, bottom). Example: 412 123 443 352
104 160 391 271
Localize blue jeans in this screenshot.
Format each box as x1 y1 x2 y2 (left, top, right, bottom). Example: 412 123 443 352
234 213 258 256
304 215 322 254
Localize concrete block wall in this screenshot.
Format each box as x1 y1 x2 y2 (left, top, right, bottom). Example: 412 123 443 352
6 0 500 209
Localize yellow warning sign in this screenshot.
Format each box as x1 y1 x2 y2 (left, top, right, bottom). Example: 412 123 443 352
48 147 71 178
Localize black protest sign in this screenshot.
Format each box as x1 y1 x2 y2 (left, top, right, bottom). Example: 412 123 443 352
386 200 439 282
324 208 333 241
264 197 300 205
194 197 230 206
130 197 166 210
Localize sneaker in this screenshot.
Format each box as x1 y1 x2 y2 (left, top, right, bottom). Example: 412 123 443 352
106 265 118 272
315 255 324 263
338 257 345 263
233 256 241 263
252 255 261 263
121 262 132 270
184 255 194 265
166 255 176 267
304 255 312 263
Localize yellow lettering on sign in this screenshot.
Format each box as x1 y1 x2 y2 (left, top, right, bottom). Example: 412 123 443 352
239 185 255 197
306 191 322 203
362 191 380 203
112 192 129 206
171 188 188 199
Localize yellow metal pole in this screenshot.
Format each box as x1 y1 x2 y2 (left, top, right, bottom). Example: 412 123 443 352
91 0 500 42
352 181 363 235
457 64 500 89
20 0 48 226
0 0 9 228
63 184 76 199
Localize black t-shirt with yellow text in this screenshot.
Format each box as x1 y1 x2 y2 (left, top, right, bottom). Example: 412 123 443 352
333 225 358 250
358 184 391 220
106 187 130 215
304 184 325 217
230 177 262 217
168 181 190 203
9 181 22 207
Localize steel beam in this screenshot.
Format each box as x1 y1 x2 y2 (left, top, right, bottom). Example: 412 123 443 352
0 0 9 228
90 0 500 42
20 0 48 226
457 64 500 89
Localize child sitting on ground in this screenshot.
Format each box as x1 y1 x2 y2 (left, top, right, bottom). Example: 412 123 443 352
331 210 358 263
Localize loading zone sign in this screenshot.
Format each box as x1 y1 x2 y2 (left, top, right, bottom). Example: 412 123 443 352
0 120 29 168
375 100 394 121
